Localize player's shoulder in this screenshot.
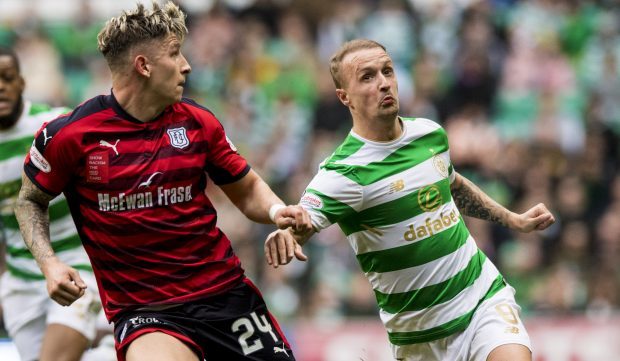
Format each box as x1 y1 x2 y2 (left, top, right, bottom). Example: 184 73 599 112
316 136 364 183
179 98 216 118
320 134 361 168
177 98 223 129
42 95 111 137
402 117 448 142
401 116 443 130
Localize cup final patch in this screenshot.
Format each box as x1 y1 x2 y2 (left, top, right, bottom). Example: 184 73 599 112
87 152 109 183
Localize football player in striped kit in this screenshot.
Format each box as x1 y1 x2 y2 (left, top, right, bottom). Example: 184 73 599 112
13 2 311 361
264 39 555 361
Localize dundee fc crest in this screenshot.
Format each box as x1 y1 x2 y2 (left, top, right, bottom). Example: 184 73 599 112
167 127 190 149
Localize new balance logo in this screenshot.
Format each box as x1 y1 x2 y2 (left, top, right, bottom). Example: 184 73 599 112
274 346 289 357
139 172 162 189
42 128 52 145
388 179 405 194
100 139 120 156
505 326 520 334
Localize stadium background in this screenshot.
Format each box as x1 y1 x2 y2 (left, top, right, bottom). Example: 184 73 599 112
0 0 619 360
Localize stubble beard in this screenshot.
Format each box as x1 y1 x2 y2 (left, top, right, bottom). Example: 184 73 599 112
0 96 23 131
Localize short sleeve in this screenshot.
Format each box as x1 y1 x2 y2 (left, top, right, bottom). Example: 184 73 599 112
299 168 363 232
204 117 250 185
24 121 80 196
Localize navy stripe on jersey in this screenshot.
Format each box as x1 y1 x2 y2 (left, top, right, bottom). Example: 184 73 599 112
98 261 243 297
77 166 207 192
182 98 216 116
79 208 217 237
209 164 251 185
25 92 250 322
33 95 108 150
84 231 228 271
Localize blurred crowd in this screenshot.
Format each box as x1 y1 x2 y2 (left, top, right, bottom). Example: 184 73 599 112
1 0 619 330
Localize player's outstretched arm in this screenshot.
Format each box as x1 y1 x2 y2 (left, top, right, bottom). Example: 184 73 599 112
220 169 312 232
14 173 86 306
264 228 314 268
450 172 555 232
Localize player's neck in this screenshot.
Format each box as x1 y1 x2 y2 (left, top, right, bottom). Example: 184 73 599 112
352 115 402 142
112 82 167 123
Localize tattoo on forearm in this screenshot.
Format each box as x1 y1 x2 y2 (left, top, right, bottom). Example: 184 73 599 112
451 176 510 227
15 176 55 266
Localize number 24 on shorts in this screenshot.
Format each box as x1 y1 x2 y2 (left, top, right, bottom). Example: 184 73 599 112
232 312 279 355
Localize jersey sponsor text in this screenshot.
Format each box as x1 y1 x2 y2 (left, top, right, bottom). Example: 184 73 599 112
97 185 192 211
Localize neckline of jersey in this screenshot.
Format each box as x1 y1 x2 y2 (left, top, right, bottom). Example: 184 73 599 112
349 116 407 146
108 90 170 125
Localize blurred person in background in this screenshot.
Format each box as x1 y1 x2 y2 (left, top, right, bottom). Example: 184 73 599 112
0 46 112 361
13 2 311 361
264 39 556 361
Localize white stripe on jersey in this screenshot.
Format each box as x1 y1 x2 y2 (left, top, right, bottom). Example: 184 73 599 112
360 149 451 209
367 237 479 294
380 260 500 332
337 119 442 167
348 202 461 255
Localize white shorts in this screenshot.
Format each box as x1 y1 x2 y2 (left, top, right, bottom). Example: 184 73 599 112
0 271 101 361
392 286 531 361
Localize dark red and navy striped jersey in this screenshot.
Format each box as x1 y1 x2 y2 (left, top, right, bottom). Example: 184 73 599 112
24 92 249 322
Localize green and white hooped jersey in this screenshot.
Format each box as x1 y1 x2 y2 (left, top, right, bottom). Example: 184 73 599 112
0 102 92 281
300 117 506 346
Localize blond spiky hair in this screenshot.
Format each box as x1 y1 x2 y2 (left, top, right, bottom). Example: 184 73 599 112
97 1 187 69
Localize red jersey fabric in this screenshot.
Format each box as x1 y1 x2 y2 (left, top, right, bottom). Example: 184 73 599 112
24 92 248 322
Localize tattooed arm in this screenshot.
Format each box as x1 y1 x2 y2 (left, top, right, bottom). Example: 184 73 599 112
450 172 555 232
14 173 86 306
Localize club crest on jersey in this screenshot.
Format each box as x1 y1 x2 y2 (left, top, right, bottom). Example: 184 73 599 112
432 154 449 178
167 127 190 149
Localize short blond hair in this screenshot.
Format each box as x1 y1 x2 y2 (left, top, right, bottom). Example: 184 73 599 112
97 1 187 70
329 39 386 88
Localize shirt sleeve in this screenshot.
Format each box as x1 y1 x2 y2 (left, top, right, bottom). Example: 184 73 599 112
204 115 250 185
299 167 363 232
24 121 79 196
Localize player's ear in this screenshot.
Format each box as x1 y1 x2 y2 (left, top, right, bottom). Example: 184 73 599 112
336 89 350 107
134 55 150 78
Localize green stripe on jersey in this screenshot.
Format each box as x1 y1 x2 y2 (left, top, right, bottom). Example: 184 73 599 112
323 128 448 186
74 264 94 272
339 178 452 235
7 261 93 281
6 262 46 280
375 250 486 313
387 275 506 345
0 178 22 202
7 234 82 259
322 134 365 165
28 103 52 115
305 188 357 224
0 135 33 162
2 199 72 230
357 219 469 273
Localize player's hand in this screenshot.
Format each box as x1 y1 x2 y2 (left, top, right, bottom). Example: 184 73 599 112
273 205 312 233
40 257 87 306
265 229 308 268
511 203 555 233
